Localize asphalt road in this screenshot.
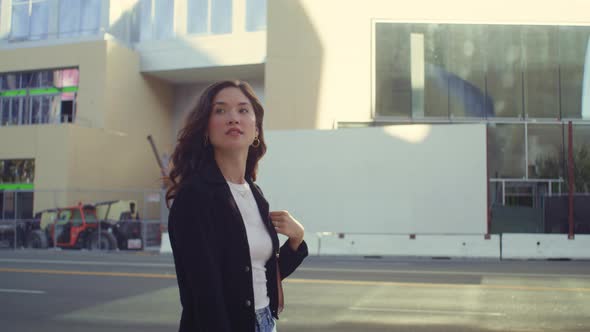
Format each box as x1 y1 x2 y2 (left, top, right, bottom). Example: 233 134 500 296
1 249 590 331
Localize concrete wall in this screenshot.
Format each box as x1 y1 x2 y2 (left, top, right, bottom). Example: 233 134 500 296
312 234 500 258
502 234 590 260
136 32 266 73
257 123 488 245
266 0 590 130
163 123 495 258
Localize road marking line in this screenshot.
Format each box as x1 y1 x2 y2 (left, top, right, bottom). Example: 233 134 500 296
0 258 173 268
1 268 589 293
349 306 505 316
0 268 176 279
286 278 590 292
2 259 590 279
298 267 590 279
0 288 46 294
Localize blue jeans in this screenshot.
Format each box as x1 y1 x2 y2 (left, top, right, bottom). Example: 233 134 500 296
255 306 276 332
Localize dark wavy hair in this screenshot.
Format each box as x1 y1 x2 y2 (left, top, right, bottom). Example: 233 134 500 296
165 80 267 206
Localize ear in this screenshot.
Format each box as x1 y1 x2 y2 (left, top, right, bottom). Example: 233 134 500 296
255 127 259 137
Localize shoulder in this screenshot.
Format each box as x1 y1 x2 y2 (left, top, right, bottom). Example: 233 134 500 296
170 175 212 213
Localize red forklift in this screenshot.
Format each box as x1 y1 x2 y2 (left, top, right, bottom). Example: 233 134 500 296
33 202 117 250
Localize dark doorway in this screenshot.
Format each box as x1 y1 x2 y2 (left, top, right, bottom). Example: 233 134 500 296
61 100 74 123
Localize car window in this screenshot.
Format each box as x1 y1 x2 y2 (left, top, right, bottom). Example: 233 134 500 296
56 211 71 225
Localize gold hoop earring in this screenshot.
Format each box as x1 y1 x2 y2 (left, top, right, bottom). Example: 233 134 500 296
203 135 209 147
252 137 260 148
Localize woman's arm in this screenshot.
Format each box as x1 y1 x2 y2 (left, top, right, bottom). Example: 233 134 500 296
169 188 232 332
278 239 308 279
269 210 309 279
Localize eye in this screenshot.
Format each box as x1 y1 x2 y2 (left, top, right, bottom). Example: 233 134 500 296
214 108 225 114
239 108 249 113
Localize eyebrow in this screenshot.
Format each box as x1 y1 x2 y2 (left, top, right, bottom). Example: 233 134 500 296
213 101 251 106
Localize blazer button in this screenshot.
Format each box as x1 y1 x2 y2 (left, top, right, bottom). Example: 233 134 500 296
245 266 250 272
245 300 252 307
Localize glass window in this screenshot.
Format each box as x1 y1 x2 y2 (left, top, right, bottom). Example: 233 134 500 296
54 68 79 88
139 0 153 41
59 0 81 37
71 209 83 226
4 98 26 125
57 210 71 224
374 23 411 117
528 124 565 179
375 22 590 121
488 123 526 178
11 0 49 40
485 25 523 118
187 0 208 34
0 68 78 126
211 0 232 34
246 0 266 32
0 159 35 184
83 208 97 223
30 0 49 40
154 0 174 39
187 0 232 35
80 0 101 36
11 0 29 39
565 124 590 192
447 24 487 119
0 73 21 91
1 99 9 125
559 26 590 120
59 0 101 37
522 26 560 119
423 24 449 118
30 95 54 124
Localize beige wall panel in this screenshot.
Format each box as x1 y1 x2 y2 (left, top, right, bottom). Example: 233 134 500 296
0 127 37 158
65 126 161 210
265 57 324 130
266 0 590 129
104 41 174 153
34 126 69 190
33 126 70 211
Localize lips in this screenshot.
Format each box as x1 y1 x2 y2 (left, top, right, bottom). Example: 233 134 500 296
226 128 243 135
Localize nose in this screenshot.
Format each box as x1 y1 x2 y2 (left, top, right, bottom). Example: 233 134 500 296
227 110 240 125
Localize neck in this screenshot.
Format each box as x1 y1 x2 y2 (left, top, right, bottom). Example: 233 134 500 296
214 149 248 184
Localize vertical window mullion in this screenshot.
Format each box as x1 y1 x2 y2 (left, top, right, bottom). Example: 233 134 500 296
79 0 85 35
29 0 33 39
207 0 212 33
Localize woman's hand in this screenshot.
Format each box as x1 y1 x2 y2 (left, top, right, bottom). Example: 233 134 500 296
270 211 305 251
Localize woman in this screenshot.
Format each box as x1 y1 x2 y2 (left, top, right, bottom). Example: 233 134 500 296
166 80 308 332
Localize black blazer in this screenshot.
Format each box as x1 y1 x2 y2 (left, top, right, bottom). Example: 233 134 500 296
168 157 308 332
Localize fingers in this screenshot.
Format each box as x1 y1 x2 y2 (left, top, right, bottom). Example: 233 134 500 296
270 210 289 219
270 211 290 234
270 211 290 225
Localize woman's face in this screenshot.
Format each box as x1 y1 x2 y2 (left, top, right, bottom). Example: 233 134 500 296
207 87 258 154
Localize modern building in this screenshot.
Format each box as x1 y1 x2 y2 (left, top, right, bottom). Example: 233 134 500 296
1 0 589 256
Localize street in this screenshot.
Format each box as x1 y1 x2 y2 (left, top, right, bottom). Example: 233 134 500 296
1 249 589 331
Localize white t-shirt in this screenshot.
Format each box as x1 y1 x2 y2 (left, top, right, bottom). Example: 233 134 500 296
227 180 273 310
